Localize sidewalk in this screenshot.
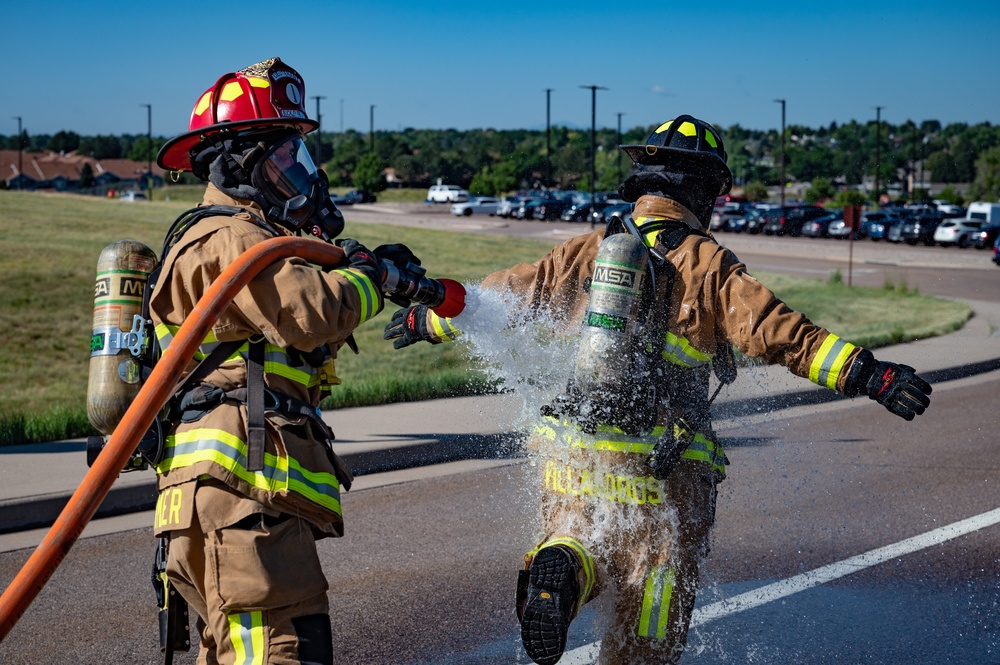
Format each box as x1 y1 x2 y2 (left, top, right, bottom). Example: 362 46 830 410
2 299 998 534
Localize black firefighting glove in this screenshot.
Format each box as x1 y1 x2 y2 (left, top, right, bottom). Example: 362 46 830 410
383 305 436 349
373 243 421 269
335 238 381 286
373 243 422 307
844 349 932 421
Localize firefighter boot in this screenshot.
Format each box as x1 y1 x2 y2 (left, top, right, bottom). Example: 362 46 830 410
519 545 580 665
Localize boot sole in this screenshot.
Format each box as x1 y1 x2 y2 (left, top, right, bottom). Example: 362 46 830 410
520 547 577 665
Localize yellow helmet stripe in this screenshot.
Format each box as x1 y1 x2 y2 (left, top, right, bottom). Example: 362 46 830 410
220 80 246 103
655 120 697 136
193 91 213 117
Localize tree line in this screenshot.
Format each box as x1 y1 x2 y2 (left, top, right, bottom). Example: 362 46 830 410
4 119 999 203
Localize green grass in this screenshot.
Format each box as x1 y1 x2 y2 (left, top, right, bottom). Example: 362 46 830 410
0 190 971 445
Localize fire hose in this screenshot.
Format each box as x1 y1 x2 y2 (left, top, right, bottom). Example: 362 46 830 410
0 236 464 640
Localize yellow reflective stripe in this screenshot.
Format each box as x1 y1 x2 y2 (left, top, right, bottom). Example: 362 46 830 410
632 216 663 248
663 332 712 368
535 537 595 612
156 324 239 363
809 334 856 390
534 418 726 475
228 611 265 665
156 327 319 387
333 268 378 324
263 360 318 387
157 428 342 515
429 311 460 342
638 566 675 639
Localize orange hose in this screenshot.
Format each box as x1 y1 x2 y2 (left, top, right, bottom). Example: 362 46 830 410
0 237 345 640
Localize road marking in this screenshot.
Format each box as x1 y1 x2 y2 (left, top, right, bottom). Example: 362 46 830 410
558 506 1000 664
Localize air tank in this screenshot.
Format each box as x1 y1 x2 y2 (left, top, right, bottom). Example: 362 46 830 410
571 233 650 402
86 240 157 436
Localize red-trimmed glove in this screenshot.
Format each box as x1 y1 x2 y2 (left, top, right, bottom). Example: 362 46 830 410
383 305 438 349
844 349 932 421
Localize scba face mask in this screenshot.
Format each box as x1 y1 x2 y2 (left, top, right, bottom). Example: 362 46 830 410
251 133 344 239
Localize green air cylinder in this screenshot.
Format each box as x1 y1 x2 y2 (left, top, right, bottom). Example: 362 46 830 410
571 233 649 402
86 240 157 436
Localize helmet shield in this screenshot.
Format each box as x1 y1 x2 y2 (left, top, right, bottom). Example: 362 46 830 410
257 134 320 201
247 132 344 237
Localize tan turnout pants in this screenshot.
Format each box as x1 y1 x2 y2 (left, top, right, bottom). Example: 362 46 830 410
160 480 331 665
527 425 720 665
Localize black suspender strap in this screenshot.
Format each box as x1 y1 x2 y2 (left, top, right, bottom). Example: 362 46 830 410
246 339 266 471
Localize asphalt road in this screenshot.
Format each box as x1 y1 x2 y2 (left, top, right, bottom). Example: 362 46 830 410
1 206 997 664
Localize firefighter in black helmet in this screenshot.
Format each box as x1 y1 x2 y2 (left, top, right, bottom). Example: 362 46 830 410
386 113 931 665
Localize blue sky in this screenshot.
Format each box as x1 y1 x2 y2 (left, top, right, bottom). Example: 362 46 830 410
4 1 999 139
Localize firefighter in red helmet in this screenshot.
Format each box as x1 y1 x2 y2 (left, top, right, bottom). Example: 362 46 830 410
385 114 931 664
151 58 416 664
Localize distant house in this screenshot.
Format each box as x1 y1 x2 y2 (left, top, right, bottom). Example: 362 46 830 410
0 150 164 193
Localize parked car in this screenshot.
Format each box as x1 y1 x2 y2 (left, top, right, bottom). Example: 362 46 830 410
589 202 632 226
762 205 827 236
496 196 523 218
899 216 943 245
515 198 543 220
743 207 785 234
886 219 906 243
856 212 899 240
866 217 903 242
710 202 752 232
994 235 1000 267
802 212 843 238
120 190 147 202
450 196 499 216
535 198 573 221
932 219 985 247
341 189 377 204
561 201 599 223
970 223 1000 250
426 184 469 203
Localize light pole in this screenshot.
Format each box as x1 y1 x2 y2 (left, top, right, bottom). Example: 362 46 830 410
140 104 152 198
773 99 785 210
580 85 608 228
311 95 326 165
616 112 625 185
13 116 22 190
369 105 375 153
339 99 344 133
545 88 553 188
874 106 884 206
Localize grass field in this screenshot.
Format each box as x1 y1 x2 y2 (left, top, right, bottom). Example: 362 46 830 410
0 190 970 445
157 184 434 204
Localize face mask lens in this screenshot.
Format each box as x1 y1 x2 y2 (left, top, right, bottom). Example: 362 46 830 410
261 136 318 199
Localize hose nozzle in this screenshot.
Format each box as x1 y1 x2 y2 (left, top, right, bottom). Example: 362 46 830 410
380 260 466 318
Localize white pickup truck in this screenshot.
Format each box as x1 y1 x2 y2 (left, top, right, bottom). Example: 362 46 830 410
426 184 470 203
